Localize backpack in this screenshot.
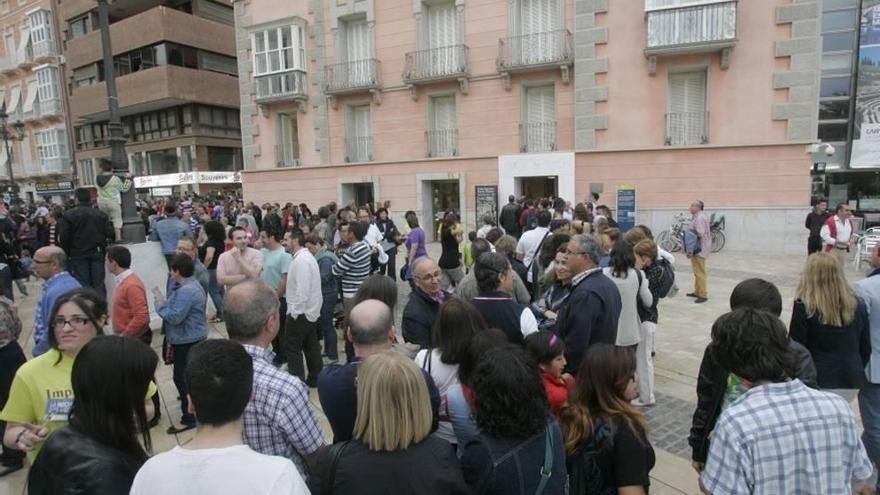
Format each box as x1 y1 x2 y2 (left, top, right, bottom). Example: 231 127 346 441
654 257 675 298
683 228 701 257
567 422 616 495
525 211 538 231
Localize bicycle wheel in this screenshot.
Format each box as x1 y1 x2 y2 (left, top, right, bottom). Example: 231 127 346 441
657 230 678 253
711 230 726 253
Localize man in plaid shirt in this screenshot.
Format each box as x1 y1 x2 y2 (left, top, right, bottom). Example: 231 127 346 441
701 308 872 494
224 280 325 478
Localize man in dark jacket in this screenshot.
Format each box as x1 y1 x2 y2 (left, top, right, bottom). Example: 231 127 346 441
555 234 621 374
804 199 830 255
688 278 818 472
499 195 522 239
60 188 114 296
402 257 445 348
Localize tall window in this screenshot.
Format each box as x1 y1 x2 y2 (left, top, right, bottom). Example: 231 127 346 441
523 85 556 152
35 65 61 115
347 104 372 162
818 0 857 166
252 25 305 77
518 0 560 64
78 159 95 186
667 71 707 146
67 13 92 40
428 95 457 157
27 9 52 57
35 128 68 172
276 113 299 167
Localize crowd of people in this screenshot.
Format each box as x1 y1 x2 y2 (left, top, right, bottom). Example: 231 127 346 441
0 183 877 495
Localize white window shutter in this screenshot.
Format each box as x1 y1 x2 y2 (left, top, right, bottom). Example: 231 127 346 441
432 96 455 131
22 79 36 112
16 27 29 63
668 71 706 145
346 20 368 62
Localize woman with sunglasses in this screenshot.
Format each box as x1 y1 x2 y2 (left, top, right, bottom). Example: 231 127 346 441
0 289 156 460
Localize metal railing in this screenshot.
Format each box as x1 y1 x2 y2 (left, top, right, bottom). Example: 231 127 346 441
255 69 307 103
324 59 381 93
665 111 709 146
345 136 373 162
275 143 300 168
426 129 458 157
519 121 557 152
404 45 468 82
498 29 572 70
646 1 737 52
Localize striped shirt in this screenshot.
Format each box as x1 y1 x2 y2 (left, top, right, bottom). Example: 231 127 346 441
702 379 872 494
332 240 372 298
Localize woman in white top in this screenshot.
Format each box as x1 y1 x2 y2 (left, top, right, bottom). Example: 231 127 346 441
602 240 653 348
414 298 488 446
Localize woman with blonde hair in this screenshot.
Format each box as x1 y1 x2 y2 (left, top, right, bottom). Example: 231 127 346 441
560 344 654 494
312 351 468 494
790 252 870 390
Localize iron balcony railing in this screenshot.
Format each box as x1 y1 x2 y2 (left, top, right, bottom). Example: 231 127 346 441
255 69 307 103
275 143 300 168
646 1 737 53
665 111 709 146
324 59 381 94
498 29 573 71
426 129 458 157
520 121 557 153
403 45 468 83
345 136 373 162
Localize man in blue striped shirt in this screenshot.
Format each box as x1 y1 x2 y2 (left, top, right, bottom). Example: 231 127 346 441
332 221 372 309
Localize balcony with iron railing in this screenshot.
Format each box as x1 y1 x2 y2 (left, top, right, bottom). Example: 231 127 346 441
255 69 307 104
497 30 572 89
275 143 301 168
520 121 557 153
645 0 737 71
324 59 381 106
345 136 373 162
426 129 458 158
404 45 469 95
665 111 709 146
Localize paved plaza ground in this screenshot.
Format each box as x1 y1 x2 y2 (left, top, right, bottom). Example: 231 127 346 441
1 243 871 494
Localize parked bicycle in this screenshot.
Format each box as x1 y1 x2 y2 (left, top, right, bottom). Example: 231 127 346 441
656 212 726 254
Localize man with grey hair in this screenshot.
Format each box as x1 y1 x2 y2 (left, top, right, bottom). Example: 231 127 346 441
402 257 447 348
555 235 621 373
224 281 325 479
317 299 440 443
31 246 81 357
456 238 530 304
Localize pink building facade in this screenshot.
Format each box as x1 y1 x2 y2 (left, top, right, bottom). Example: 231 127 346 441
235 0 818 251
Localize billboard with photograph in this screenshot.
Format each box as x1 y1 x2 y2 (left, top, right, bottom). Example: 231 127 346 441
852 0 880 167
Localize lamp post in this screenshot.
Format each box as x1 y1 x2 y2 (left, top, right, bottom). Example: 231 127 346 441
0 102 25 206
97 0 144 242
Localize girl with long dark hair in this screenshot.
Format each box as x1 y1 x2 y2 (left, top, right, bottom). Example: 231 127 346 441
438 213 464 290
28 335 158 494
200 220 227 322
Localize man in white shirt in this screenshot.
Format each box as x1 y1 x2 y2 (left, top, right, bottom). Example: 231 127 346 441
285 229 323 386
516 210 551 293
129 339 309 495
820 203 854 265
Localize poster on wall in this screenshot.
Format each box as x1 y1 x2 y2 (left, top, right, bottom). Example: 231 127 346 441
852 0 880 167
616 185 637 233
475 185 498 228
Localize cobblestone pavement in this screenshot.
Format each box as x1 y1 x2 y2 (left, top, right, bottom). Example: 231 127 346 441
3 243 870 494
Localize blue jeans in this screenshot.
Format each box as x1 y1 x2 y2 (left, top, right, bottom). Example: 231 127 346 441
69 254 105 296
207 269 225 319
860 383 880 489
320 293 338 360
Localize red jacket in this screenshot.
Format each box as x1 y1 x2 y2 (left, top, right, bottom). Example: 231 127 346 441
112 272 151 337
542 372 575 416
823 215 854 252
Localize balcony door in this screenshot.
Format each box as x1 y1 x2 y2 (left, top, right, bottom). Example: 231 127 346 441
344 19 371 86
348 104 372 161
524 85 555 152
667 71 707 146
520 0 559 65
276 113 299 168
429 95 457 157
427 2 457 73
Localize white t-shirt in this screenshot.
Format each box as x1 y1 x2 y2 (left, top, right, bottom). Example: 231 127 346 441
415 348 460 445
129 445 309 495
516 227 550 282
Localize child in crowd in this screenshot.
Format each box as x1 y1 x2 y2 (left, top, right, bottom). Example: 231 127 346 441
462 231 476 273
524 330 575 416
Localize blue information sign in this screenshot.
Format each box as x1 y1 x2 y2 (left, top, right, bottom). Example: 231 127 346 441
616 185 637 233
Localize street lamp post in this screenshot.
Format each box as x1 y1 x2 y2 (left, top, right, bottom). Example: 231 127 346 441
97 0 144 243
0 102 25 206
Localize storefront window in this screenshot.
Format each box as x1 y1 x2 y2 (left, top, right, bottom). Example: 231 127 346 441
147 149 179 175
